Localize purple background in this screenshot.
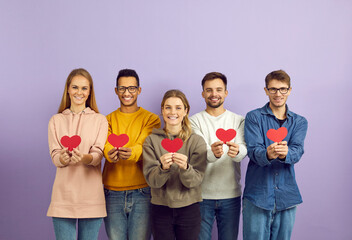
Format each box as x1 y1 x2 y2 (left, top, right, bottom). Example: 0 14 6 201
1 1 351 239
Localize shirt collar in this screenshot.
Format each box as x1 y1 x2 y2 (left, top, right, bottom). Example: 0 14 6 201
260 102 293 118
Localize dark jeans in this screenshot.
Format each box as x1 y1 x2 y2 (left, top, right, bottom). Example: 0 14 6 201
151 203 201 240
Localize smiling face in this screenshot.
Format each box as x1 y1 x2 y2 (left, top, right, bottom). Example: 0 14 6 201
202 78 228 109
68 75 90 110
162 97 187 130
115 76 141 108
265 79 291 109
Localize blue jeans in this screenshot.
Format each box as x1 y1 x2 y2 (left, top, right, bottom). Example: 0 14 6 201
242 198 297 240
104 187 152 240
198 197 241 240
52 217 102 240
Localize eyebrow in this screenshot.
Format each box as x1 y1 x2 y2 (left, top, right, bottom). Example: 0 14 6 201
205 87 223 90
71 85 89 88
164 104 183 107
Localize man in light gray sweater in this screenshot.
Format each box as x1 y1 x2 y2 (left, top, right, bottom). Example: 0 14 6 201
190 72 247 240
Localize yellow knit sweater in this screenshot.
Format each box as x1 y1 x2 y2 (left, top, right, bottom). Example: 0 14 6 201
102 107 161 191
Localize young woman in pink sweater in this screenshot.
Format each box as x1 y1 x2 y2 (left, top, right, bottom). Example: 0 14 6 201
47 68 108 240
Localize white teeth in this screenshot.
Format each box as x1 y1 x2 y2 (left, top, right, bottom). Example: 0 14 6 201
123 97 132 100
168 116 177 119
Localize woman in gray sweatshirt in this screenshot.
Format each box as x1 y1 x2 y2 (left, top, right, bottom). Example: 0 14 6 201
143 89 207 240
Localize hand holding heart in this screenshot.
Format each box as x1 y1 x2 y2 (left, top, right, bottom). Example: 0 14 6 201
160 153 174 170
227 141 240 158
267 141 288 160
107 134 131 162
211 141 224 158
59 148 71 166
160 152 188 170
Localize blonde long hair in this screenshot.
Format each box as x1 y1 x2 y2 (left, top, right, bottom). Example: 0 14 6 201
161 89 192 142
57 68 99 113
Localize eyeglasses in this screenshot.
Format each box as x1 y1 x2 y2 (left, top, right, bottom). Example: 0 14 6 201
117 86 139 93
266 87 290 94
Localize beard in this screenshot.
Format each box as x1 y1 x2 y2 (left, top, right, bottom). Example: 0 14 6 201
206 99 224 109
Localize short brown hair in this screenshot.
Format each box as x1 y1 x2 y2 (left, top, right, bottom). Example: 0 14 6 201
201 72 227 90
58 68 99 113
265 70 291 88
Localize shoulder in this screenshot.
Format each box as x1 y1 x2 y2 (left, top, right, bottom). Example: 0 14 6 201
106 109 119 118
141 107 158 117
245 107 262 120
188 132 206 146
190 111 205 119
49 112 65 123
289 111 308 126
139 108 160 123
224 110 245 121
190 111 207 124
145 128 164 143
93 113 108 123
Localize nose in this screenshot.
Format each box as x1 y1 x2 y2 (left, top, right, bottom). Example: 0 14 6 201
274 90 282 96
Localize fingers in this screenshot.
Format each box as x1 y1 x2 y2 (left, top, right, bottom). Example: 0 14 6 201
227 142 239 157
267 143 279 160
118 147 132 160
172 153 188 170
71 148 82 163
274 145 288 156
211 141 224 158
108 147 119 162
160 153 173 170
59 148 71 165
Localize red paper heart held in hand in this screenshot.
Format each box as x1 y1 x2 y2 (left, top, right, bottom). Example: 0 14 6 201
266 127 288 142
60 135 81 151
108 134 129 148
216 128 237 143
161 138 183 153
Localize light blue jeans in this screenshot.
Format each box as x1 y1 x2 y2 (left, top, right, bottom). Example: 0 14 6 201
242 198 297 240
198 197 241 240
52 217 103 240
104 187 152 240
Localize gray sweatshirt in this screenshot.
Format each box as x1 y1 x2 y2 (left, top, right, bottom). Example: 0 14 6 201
143 128 207 208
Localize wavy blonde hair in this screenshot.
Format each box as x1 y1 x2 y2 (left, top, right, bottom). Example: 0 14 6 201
161 89 192 142
58 68 99 113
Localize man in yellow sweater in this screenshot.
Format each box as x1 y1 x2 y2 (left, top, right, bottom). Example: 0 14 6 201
103 69 161 240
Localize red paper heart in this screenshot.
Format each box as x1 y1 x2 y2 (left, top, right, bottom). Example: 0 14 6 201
60 135 81 151
266 127 288 142
108 134 129 148
216 128 237 143
161 138 183 153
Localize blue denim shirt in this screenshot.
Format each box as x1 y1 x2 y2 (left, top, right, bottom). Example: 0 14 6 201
243 103 308 211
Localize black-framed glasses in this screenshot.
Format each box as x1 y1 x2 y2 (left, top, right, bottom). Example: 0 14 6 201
117 86 139 93
266 87 290 94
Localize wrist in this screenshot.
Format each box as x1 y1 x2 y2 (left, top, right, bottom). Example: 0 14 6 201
82 154 93 165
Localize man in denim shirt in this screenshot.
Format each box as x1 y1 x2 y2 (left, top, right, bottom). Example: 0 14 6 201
243 70 308 240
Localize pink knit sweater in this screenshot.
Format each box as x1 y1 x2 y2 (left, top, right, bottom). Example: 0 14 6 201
47 107 108 218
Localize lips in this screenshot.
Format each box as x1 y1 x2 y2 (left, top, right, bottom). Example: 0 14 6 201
122 96 132 101
209 97 220 102
168 116 178 120
74 96 84 100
